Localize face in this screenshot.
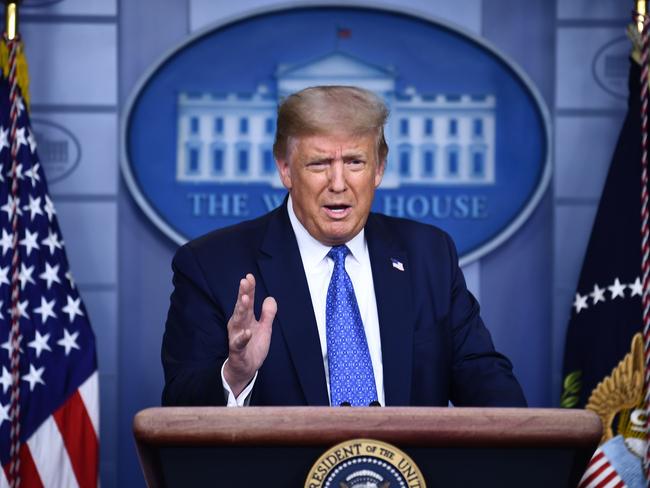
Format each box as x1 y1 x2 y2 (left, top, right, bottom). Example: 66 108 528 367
277 132 385 246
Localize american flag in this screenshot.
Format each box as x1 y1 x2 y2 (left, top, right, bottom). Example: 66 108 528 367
0 39 99 487
578 448 626 488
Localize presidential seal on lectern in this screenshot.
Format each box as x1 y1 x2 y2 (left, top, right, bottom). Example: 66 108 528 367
305 439 426 488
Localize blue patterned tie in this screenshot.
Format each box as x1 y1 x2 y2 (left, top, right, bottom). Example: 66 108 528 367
326 245 378 406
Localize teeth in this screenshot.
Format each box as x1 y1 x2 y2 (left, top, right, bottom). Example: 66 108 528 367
325 206 348 214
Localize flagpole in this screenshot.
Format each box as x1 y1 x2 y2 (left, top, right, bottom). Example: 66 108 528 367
3 3 22 487
636 0 650 482
5 1 18 41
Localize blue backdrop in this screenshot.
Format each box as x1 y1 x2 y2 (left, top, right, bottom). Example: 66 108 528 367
11 0 632 485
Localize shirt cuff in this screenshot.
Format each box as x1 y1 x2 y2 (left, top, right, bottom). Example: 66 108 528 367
221 359 257 407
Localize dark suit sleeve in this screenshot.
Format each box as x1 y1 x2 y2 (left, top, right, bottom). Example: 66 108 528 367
444 234 527 407
161 243 229 406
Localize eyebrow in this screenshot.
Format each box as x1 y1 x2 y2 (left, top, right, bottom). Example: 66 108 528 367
304 150 366 161
342 152 366 160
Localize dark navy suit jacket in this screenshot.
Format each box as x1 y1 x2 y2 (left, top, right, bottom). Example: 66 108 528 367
161 201 526 407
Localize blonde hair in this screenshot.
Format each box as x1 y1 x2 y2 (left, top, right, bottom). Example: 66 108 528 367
273 85 389 162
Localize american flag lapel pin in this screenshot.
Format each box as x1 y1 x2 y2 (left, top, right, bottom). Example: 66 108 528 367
390 258 405 271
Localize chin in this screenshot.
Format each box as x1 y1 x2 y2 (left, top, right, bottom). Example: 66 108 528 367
321 228 355 246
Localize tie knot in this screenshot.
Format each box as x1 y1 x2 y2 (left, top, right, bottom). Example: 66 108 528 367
328 245 350 264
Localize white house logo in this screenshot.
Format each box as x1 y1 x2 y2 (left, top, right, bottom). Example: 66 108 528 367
122 6 550 263
31 119 81 183
177 52 495 190
592 36 630 99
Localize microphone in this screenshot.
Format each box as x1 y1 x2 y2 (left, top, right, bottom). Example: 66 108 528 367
337 401 380 406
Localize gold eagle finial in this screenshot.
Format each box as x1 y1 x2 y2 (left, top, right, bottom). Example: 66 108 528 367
585 333 645 444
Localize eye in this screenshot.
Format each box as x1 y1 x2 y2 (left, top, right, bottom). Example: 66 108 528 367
346 159 365 169
306 160 329 171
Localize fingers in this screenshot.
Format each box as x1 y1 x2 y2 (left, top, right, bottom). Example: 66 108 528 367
229 275 276 355
259 296 277 328
231 274 256 328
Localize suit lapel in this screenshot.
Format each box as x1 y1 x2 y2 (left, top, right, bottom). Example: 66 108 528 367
257 202 329 405
366 214 413 406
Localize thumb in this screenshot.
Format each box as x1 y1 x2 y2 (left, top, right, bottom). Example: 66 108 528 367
259 296 277 329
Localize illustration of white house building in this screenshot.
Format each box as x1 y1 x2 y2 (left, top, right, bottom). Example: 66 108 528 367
176 52 496 188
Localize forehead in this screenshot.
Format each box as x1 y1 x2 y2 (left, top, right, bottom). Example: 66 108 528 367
289 132 377 159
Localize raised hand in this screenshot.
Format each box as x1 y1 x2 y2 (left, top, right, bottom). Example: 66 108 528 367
223 273 277 397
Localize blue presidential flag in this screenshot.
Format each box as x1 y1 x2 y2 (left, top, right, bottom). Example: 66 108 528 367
561 56 643 410
562 37 648 486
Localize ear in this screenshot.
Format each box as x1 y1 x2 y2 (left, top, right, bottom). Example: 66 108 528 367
276 157 292 190
374 159 386 188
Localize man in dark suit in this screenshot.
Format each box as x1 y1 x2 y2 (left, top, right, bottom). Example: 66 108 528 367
161 86 526 407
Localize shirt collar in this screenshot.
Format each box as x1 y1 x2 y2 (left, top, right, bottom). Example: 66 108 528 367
287 195 366 270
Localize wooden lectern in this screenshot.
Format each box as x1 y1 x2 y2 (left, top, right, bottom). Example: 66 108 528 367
133 407 601 487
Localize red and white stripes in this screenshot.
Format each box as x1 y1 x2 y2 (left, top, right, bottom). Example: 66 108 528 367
0 372 99 488
578 449 626 488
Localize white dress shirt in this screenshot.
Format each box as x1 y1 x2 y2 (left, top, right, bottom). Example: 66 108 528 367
221 196 385 406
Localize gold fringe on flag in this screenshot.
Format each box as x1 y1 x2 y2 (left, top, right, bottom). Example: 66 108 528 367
0 38 30 108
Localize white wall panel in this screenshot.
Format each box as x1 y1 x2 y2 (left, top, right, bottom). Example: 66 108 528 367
81 289 117 376
29 112 118 196
554 114 624 199
22 22 117 105
83 289 118 485
22 0 116 16
55 201 117 284
461 260 480 302
98 374 117 488
551 287 573 404
189 0 482 34
558 0 629 20
554 204 598 292
556 28 628 109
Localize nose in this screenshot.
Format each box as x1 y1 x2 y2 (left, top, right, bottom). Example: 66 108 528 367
328 160 346 193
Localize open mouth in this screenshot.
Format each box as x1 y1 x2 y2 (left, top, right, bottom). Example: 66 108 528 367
323 204 352 218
